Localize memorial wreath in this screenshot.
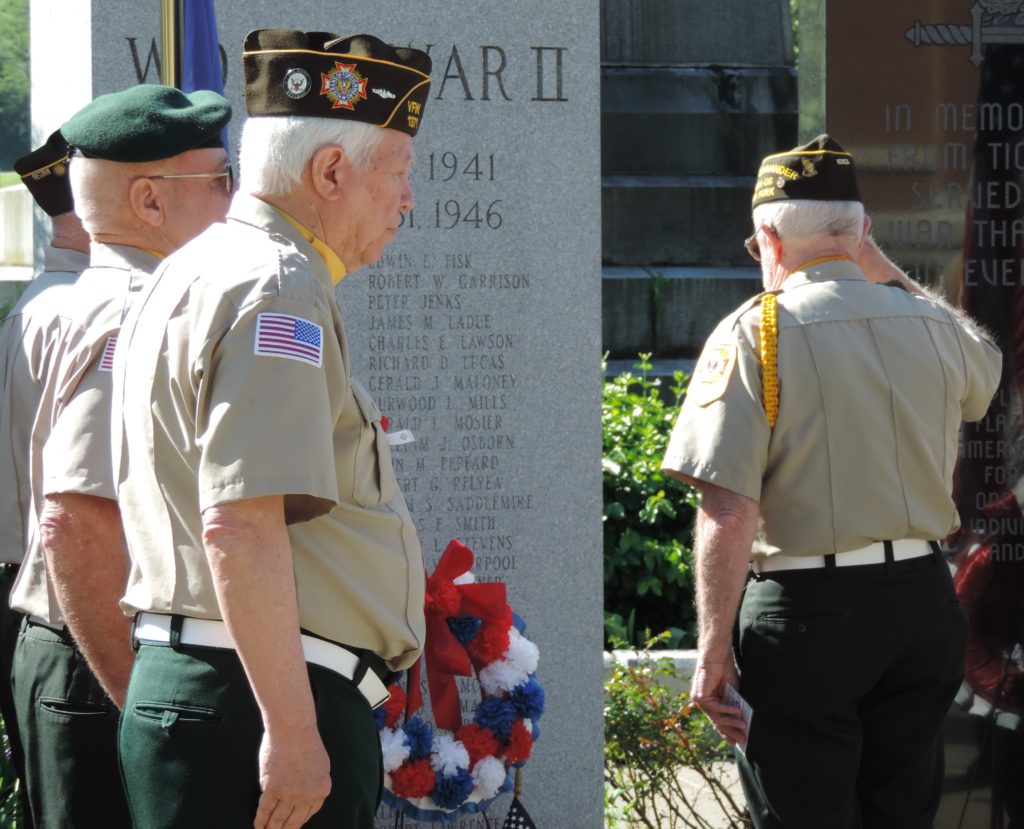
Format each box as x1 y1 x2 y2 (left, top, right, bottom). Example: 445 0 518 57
376 540 545 824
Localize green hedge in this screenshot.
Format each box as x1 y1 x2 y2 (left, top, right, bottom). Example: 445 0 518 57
603 357 700 649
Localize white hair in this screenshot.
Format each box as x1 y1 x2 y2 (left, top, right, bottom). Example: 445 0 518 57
753 200 865 244
238 116 384 196
68 156 130 235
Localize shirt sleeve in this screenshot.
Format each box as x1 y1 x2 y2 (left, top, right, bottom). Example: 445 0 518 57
195 297 340 514
955 318 1002 423
661 315 771 502
42 334 118 499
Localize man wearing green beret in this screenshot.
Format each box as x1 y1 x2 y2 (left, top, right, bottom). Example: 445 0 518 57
113 30 430 829
662 135 1002 827
0 129 90 829
8 83 232 828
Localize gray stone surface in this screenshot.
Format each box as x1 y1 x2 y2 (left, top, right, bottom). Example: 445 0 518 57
601 0 794 67
36 3 604 827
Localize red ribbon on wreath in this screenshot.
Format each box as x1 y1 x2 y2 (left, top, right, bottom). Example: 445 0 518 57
406 540 509 732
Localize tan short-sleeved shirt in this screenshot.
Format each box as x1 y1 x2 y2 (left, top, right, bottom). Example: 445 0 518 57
9 244 155 622
113 195 425 671
0 247 88 567
663 258 1002 559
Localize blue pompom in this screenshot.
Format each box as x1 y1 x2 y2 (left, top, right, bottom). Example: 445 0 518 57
447 615 482 646
431 767 474 809
403 716 434 760
509 676 545 719
373 704 388 730
473 697 518 740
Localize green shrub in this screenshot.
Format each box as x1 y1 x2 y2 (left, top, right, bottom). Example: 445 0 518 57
604 635 750 828
603 355 699 649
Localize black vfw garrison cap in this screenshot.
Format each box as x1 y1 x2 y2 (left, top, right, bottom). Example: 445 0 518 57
242 30 432 137
14 130 74 217
752 134 861 209
62 85 231 163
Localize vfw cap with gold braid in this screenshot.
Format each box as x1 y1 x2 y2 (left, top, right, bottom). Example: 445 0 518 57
752 134 861 209
243 29 432 137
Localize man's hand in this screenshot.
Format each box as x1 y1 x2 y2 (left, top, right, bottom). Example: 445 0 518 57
691 656 747 745
255 724 331 829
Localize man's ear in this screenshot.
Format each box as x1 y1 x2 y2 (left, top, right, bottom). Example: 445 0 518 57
128 177 164 228
309 145 353 201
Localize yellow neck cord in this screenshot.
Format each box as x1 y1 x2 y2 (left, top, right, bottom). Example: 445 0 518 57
276 209 348 284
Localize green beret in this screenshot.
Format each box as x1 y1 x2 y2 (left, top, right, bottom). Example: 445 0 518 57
752 134 861 209
243 30 432 137
62 85 231 162
14 130 74 217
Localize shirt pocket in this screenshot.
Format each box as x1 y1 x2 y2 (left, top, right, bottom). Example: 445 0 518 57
349 379 399 508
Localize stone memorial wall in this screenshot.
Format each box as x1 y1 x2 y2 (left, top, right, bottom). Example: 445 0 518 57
31 2 604 826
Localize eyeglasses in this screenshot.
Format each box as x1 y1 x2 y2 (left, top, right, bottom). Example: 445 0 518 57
744 225 778 263
147 164 234 193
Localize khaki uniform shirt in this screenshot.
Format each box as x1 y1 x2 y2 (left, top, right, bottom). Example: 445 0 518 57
10 244 155 622
0 247 88 567
663 258 1002 559
113 195 425 671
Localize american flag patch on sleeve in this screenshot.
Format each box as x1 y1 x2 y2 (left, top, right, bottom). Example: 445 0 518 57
97 336 117 372
254 312 323 367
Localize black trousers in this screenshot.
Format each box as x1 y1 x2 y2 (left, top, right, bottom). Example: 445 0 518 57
735 554 967 829
11 619 130 829
119 642 383 829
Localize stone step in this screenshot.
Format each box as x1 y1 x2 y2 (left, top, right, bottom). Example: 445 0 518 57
602 265 762 359
602 174 755 266
601 0 794 67
601 66 798 175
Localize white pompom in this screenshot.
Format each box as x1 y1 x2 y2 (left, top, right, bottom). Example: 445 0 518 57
479 658 528 695
453 572 476 585
505 630 539 675
471 755 507 800
380 727 411 773
429 734 470 775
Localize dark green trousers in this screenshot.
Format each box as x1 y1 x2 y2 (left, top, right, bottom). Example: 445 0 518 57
735 554 966 829
11 619 130 829
119 642 382 829
0 565 32 827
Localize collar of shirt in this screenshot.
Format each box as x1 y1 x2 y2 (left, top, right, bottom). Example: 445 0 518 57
43 245 89 275
88 242 162 274
783 257 866 290
225 194 347 288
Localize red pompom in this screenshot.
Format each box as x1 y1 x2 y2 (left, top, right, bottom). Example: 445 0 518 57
426 577 461 617
504 720 533 764
468 621 511 664
456 723 500 766
383 684 407 729
390 758 435 798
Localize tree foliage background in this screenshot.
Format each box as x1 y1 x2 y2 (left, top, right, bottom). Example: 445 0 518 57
0 0 29 170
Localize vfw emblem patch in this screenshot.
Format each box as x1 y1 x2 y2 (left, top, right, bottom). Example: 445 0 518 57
688 343 737 406
320 62 368 110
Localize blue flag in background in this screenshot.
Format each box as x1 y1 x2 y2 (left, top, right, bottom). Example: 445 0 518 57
181 0 228 148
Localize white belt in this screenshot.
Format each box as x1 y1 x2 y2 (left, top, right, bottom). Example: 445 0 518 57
752 539 933 574
133 612 390 709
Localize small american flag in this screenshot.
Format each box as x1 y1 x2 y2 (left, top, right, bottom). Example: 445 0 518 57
254 312 323 367
98 336 117 372
502 797 539 829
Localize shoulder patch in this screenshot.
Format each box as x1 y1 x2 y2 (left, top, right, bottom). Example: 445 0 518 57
687 342 737 407
254 312 323 367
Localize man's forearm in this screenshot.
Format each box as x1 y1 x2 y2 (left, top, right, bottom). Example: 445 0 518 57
693 484 760 659
40 493 134 708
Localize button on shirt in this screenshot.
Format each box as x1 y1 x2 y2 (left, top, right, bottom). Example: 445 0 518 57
8 244 155 622
113 194 425 671
663 258 1002 559
0 247 88 567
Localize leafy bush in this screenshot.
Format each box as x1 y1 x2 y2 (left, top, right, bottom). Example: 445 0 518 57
603 356 700 648
604 635 750 828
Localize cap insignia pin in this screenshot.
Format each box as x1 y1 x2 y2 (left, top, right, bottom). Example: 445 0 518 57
284 68 312 99
320 61 368 110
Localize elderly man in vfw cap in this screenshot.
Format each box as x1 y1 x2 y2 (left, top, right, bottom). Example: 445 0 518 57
5 83 232 829
113 30 430 829
0 129 90 829
662 135 1003 828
